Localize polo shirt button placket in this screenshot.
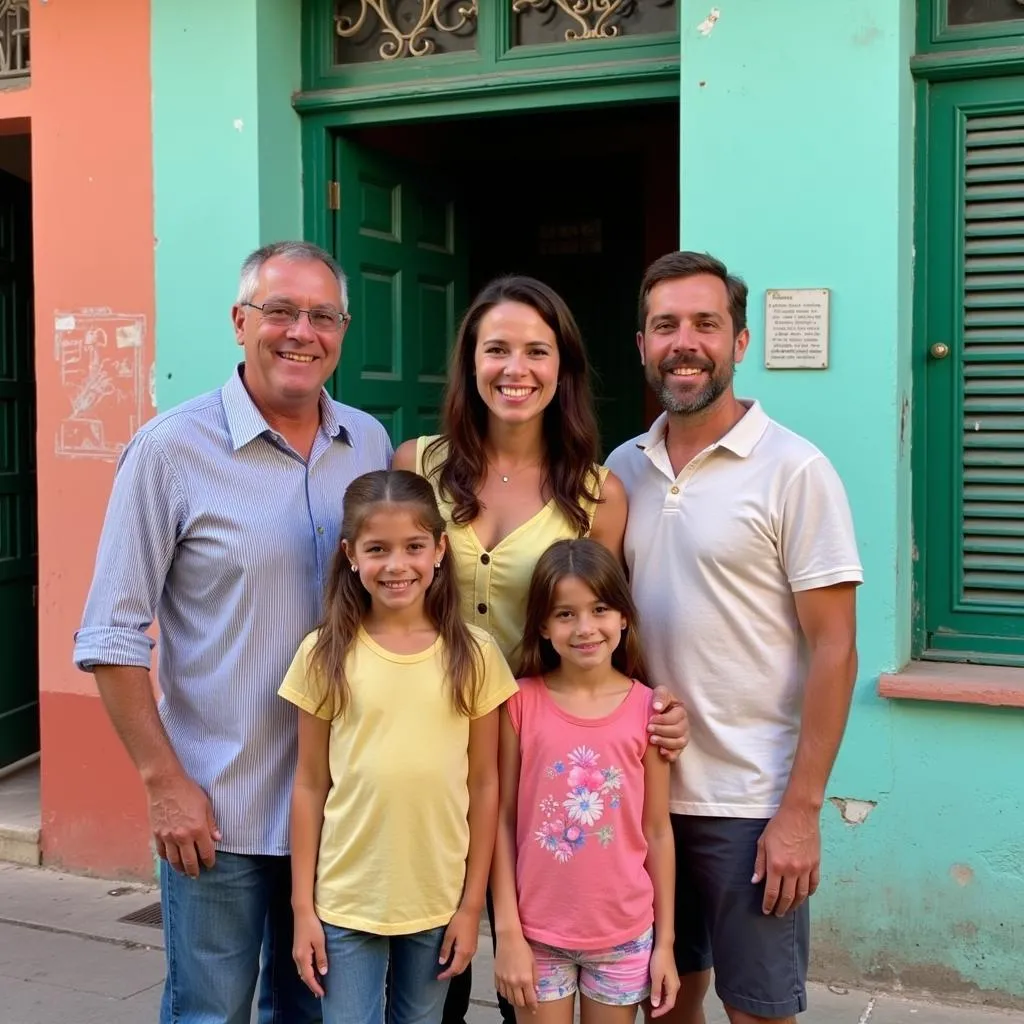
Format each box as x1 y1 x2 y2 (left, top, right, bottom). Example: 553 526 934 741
669 452 708 507
666 479 684 511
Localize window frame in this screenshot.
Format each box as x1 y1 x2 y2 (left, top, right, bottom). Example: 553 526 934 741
919 0 1024 54
302 0 681 96
912 2 1024 665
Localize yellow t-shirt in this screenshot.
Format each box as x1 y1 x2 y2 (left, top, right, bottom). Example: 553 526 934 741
278 624 517 935
415 436 609 666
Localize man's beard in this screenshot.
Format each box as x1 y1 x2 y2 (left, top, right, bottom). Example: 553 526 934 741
645 355 734 415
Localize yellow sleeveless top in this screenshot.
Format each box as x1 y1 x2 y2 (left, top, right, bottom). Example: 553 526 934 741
415 435 609 668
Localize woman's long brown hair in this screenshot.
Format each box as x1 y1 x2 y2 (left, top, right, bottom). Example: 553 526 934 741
426 275 601 536
518 539 648 682
309 470 482 719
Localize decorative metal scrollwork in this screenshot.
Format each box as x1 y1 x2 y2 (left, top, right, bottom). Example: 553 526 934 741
335 1 478 60
512 0 637 41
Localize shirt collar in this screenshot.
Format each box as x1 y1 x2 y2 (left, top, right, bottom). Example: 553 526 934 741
636 400 769 459
221 364 351 452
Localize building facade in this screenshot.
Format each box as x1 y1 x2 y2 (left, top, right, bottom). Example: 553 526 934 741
1 0 1022 1007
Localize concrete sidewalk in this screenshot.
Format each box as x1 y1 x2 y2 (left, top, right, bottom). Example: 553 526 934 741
0 863 1020 1024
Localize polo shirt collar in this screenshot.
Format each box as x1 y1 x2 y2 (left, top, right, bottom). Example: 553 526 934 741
221 364 351 452
636 400 769 460
717 400 770 457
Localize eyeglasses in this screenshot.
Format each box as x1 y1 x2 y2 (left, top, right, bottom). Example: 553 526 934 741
242 302 352 333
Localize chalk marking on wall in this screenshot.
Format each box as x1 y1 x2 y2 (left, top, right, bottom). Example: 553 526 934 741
54 308 148 461
697 7 720 36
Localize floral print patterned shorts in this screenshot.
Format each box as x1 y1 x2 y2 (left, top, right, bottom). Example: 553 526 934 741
529 926 653 1006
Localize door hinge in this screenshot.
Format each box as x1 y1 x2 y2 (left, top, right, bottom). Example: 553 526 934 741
327 181 340 211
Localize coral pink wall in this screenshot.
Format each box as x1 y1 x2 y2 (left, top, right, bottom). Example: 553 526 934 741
29 1 156 878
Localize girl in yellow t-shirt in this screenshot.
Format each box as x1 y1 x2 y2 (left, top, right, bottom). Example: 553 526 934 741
279 469 517 1024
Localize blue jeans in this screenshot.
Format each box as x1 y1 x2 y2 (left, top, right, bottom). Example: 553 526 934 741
321 923 451 1024
160 852 322 1024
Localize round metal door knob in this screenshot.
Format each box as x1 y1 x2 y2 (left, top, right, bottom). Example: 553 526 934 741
929 342 950 360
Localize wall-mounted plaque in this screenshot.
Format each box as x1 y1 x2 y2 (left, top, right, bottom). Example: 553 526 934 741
764 288 830 370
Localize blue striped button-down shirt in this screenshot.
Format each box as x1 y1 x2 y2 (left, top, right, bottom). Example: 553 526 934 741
73 366 392 856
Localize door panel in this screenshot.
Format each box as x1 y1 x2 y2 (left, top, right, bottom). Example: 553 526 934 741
920 77 1024 661
0 168 37 767
330 136 468 444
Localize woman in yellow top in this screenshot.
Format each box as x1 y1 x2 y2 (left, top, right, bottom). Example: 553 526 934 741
395 275 623 664
393 275 688 1024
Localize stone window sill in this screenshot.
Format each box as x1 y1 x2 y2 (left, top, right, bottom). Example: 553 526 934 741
878 661 1024 708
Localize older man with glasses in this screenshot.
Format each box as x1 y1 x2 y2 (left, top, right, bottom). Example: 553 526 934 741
73 241 392 1024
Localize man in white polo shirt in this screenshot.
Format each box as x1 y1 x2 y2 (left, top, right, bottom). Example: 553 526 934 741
606 251 862 1024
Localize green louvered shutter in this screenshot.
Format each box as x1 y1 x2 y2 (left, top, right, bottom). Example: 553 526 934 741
919 77 1024 664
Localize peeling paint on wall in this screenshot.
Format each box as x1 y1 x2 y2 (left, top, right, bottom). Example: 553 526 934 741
898 394 909 459
979 841 1024 880
950 864 975 887
697 8 720 36
829 797 878 825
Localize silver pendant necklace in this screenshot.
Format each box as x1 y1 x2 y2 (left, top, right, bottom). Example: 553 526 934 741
490 457 541 485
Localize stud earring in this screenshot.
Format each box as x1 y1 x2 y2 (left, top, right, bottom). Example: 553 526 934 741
434 561 442 569
350 563 358 573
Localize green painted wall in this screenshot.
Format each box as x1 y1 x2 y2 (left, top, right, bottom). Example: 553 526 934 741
152 0 302 409
256 0 304 245
145 0 1024 1002
680 0 1023 1003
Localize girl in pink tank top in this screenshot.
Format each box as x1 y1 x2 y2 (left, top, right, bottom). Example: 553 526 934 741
491 539 679 1024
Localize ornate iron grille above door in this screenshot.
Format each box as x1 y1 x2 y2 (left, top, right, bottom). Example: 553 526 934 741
334 1 478 63
513 0 677 45
330 0 676 65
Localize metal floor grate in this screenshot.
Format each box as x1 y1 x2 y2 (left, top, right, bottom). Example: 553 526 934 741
118 901 163 928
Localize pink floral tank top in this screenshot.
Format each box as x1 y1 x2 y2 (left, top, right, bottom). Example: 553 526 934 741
508 676 654 950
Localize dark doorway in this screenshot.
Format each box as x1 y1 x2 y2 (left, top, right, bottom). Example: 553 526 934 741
0 132 37 770
337 102 679 457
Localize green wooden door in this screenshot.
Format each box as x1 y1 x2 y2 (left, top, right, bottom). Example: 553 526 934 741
0 169 37 766
330 135 468 444
919 77 1024 662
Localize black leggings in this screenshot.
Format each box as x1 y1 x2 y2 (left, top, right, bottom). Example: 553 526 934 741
442 890 516 1024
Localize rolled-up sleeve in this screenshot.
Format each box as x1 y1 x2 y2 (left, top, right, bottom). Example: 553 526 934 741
73 431 186 671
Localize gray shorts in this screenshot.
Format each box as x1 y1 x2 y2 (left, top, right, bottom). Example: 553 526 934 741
672 815 809 1018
